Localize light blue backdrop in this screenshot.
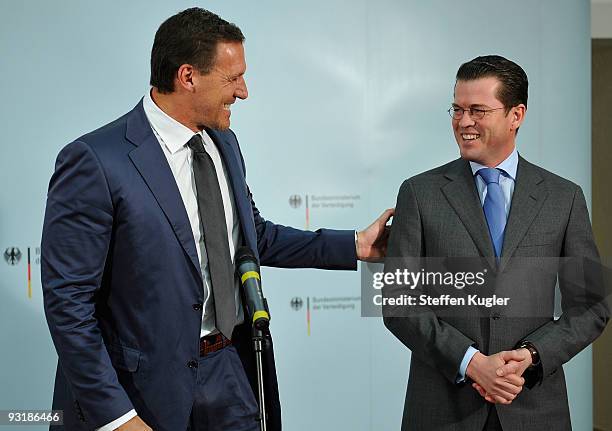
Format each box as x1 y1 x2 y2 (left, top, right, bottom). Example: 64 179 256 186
0 0 592 429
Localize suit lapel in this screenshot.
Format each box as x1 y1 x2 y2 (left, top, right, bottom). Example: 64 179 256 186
441 159 497 270
205 128 258 255
125 100 202 277
499 156 548 271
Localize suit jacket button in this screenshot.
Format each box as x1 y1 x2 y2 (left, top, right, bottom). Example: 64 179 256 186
193 303 203 311
187 360 198 368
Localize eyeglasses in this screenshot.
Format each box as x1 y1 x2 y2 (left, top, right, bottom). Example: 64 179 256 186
448 106 506 120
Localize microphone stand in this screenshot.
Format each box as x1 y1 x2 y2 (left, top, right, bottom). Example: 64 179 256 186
236 247 270 431
252 326 267 431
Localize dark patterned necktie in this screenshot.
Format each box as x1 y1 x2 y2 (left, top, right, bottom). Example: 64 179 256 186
187 134 236 338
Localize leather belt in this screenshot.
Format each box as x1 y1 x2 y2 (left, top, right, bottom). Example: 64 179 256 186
199 332 232 356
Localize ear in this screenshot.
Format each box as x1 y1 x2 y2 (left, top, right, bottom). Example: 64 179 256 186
510 104 526 131
175 64 196 92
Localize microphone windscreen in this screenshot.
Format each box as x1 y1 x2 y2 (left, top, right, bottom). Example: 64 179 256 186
235 246 258 267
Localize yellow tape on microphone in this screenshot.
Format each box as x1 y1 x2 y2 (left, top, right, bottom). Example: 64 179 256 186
241 271 260 284
253 310 270 323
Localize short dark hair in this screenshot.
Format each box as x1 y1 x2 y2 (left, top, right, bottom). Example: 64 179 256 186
456 55 528 112
150 8 245 93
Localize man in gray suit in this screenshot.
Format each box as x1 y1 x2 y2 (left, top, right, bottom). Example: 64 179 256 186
383 55 609 430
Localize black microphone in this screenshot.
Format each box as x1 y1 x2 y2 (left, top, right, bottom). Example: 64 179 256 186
235 247 270 330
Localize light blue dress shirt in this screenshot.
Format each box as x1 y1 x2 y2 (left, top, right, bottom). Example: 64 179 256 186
456 148 518 382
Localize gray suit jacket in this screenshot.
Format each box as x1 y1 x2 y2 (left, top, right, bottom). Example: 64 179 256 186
383 155 609 430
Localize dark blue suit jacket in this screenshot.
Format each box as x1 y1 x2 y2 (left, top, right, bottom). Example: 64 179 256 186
41 100 356 431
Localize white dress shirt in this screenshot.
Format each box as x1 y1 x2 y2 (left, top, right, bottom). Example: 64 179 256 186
142 90 244 335
97 91 244 430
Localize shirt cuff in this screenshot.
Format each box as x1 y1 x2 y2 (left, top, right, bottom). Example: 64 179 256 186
96 409 137 431
456 346 479 383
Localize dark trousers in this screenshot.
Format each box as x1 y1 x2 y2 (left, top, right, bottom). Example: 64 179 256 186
187 345 259 431
484 406 503 431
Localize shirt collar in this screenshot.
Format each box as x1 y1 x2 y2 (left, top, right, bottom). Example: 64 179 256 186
142 89 199 154
469 147 518 181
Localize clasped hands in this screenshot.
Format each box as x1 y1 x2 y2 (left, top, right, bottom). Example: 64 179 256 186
466 349 532 405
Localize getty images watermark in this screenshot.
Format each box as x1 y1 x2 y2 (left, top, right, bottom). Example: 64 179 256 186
372 267 511 307
361 257 612 318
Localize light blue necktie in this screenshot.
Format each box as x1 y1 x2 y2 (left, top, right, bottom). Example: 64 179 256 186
477 168 506 260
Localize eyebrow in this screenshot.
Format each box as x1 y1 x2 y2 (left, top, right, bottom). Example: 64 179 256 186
452 103 492 109
230 71 245 79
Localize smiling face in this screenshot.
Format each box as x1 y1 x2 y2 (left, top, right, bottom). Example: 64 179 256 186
191 41 248 130
452 77 524 167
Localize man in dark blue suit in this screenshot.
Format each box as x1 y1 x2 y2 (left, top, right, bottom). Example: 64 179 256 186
41 8 393 431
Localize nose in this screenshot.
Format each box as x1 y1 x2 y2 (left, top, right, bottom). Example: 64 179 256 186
235 76 248 100
458 110 475 129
